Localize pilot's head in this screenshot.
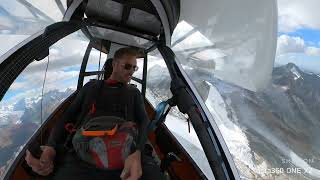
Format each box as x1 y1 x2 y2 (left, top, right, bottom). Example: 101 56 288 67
110 47 139 84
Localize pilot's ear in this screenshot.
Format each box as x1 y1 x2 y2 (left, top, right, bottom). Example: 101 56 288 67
112 60 116 68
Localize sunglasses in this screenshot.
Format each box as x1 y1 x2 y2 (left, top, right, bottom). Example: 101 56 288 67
120 63 139 71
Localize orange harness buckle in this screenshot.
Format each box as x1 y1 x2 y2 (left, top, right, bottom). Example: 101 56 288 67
81 124 118 137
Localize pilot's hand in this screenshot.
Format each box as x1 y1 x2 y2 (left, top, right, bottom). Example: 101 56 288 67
120 150 142 180
25 150 42 173
25 146 56 176
39 146 56 175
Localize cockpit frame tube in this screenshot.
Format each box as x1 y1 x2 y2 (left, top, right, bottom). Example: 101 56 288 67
148 0 171 46
158 45 240 180
77 41 94 90
141 55 148 97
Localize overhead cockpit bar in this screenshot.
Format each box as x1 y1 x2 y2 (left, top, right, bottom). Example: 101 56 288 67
64 0 180 47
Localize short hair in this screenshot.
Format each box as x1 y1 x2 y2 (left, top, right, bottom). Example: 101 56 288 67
113 47 139 61
102 58 113 80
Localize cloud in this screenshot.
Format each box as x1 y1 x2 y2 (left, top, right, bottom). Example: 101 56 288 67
0 35 29 59
277 35 320 56
277 35 305 54
2 36 94 104
3 68 79 106
9 70 78 91
9 82 25 91
278 0 320 32
2 0 66 21
27 0 67 21
21 38 89 74
24 53 82 73
305 47 320 56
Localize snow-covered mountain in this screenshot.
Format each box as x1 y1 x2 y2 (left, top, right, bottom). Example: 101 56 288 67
0 95 41 126
0 88 74 125
204 63 320 179
0 88 74 177
147 63 320 179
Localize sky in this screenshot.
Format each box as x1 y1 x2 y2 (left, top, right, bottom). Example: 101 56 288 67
276 0 320 73
0 0 107 104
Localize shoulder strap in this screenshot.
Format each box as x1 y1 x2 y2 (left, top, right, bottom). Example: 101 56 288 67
92 79 104 104
74 80 104 126
64 80 103 150
84 80 133 122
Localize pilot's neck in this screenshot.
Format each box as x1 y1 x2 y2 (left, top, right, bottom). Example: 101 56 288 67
109 74 128 84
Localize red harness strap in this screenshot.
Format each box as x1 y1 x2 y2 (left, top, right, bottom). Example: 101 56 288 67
65 123 76 133
87 79 119 116
88 103 97 115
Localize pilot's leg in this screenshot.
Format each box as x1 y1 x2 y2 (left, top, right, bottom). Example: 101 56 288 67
140 154 166 180
45 151 122 180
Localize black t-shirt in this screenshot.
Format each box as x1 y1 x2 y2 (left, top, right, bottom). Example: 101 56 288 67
47 80 149 151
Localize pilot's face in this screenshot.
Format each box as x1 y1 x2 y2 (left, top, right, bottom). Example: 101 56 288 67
113 55 138 84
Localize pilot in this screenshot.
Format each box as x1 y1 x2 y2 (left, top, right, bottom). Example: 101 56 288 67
25 47 151 180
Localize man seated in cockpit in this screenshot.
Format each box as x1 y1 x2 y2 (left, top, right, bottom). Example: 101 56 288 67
25 47 159 180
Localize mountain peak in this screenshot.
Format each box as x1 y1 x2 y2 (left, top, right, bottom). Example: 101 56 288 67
284 63 303 76
272 63 306 88
285 62 298 69
273 63 304 80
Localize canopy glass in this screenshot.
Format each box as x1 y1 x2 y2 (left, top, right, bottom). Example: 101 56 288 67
0 0 67 58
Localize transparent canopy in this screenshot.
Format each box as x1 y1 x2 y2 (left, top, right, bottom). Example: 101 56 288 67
87 26 154 49
172 1 320 180
0 0 67 58
172 0 278 92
